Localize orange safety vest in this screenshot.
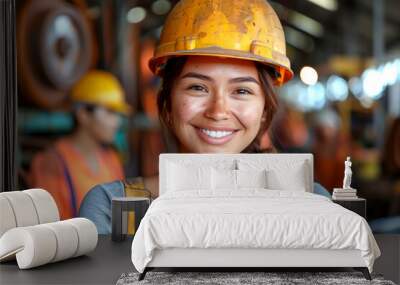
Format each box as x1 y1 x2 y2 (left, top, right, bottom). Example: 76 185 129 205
30 138 124 220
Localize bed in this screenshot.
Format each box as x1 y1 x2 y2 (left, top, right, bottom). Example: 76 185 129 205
131 153 381 280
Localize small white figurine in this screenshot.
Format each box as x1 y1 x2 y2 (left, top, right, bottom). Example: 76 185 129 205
343 156 353 189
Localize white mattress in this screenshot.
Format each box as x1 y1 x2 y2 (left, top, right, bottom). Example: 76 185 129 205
131 190 380 273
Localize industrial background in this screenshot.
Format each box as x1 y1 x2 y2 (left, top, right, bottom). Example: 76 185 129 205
1 0 399 232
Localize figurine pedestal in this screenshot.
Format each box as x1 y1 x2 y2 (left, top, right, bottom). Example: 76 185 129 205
332 188 358 200
333 188 357 191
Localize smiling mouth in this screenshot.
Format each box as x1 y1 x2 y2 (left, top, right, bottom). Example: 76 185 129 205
193 126 239 145
200 128 234 138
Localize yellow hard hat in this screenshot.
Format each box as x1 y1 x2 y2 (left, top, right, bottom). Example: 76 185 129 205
71 70 131 115
149 0 293 86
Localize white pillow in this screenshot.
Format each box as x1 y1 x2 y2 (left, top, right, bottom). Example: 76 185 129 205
236 169 267 188
167 162 212 191
212 168 237 190
266 162 307 191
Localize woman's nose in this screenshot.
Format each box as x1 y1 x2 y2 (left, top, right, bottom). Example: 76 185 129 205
204 96 230 121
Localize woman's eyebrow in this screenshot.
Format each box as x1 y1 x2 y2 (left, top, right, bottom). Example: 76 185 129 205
180 72 213 82
229 76 260 85
180 73 260 85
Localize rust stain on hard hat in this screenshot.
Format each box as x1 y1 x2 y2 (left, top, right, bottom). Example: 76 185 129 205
192 0 213 31
198 31 207 38
220 0 252 34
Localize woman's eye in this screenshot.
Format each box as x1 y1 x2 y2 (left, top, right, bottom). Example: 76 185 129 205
188 85 207 92
235 88 252 95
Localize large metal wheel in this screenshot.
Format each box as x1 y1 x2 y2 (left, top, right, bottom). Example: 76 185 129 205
18 0 95 108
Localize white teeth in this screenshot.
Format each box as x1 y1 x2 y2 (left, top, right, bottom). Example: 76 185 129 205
200 128 233 138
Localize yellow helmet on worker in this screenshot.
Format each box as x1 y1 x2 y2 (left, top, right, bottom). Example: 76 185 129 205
71 70 131 115
149 0 293 86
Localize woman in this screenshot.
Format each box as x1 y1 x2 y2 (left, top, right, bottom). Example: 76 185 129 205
30 70 129 220
79 0 330 234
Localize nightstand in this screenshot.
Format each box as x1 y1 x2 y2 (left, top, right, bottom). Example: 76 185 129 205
332 198 366 219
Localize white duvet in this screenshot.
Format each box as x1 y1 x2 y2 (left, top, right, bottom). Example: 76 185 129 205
131 190 380 273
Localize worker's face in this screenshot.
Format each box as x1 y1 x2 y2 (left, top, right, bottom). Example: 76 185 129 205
169 56 265 153
83 106 121 144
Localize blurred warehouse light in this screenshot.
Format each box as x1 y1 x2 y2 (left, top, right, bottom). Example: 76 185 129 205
305 0 338 11
360 97 374 109
300 66 318 85
279 81 303 110
362 68 384 100
346 58 400 104
278 59 399 111
297 83 326 111
326 75 348 101
290 11 324 37
348 77 363 98
397 59 400 80
381 61 398 86
127 7 146 24
307 82 326 110
296 82 309 111
284 26 315 52
271 1 324 38
279 80 326 111
151 0 171 15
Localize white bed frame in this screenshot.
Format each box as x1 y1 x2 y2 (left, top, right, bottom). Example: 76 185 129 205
139 154 371 280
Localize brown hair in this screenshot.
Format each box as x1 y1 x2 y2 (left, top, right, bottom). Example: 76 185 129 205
157 56 278 153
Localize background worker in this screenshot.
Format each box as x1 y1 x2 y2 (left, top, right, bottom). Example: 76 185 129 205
29 70 130 220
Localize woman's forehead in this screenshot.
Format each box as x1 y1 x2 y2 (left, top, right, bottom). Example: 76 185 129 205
180 56 258 78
